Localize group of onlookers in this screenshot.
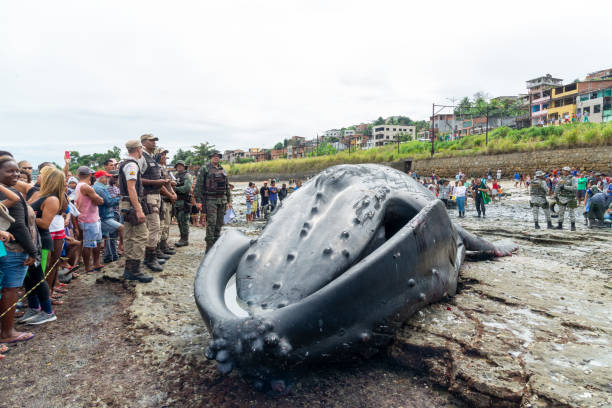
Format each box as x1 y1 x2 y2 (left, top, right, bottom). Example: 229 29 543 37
244 180 299 222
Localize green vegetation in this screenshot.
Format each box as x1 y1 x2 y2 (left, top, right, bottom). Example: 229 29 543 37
170 142 216 166
227 123 612 176
67 146 121 173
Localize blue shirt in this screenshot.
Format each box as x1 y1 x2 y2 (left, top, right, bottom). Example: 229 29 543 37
269 186 278 201
93 181 120 220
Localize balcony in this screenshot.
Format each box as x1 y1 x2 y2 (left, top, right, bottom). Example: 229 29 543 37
531 95 550 105
532 109 548 117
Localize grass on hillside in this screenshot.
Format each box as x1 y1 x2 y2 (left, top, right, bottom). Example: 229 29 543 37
227 122 612 175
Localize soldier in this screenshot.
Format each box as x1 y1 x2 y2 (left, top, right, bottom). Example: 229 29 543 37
140 134 169 271
155 147 177 256
118 140 153 283
173 161 193 247
554 166 577 231
194 150 232 253
529 171 553 229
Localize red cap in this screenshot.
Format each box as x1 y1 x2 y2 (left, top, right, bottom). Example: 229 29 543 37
94 170 112 178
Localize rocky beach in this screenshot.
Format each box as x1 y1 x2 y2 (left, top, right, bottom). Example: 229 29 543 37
2 180 610 407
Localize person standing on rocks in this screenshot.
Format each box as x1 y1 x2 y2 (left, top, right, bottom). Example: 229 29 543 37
530 171 553 229
194 150 231 253
139 134 167 272
118 140 153 283
173 161 193 247
554 166 577 231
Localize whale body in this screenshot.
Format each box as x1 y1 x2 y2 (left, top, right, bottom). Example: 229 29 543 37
194 164 516 391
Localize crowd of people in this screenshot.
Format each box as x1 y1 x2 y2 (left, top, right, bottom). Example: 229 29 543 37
0 135 233 358
409 166 611 230
243 179 300 222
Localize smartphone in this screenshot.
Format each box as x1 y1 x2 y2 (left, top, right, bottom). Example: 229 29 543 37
64 151 70 160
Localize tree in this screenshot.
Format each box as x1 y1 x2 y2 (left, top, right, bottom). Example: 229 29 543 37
170 148 195 165
273 142 284 150
373 116 385 125
68 146 121 173
190 142 216 166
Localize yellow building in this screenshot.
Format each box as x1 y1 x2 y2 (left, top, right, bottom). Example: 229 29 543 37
547 82 578 123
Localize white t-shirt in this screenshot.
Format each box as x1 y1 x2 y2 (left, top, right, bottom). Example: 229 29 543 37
454 186 467 198
49 214 65 233
123 162 140 181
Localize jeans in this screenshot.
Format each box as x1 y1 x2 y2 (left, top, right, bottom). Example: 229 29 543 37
456 197 466 214
24 264 53 314
0 250 28 288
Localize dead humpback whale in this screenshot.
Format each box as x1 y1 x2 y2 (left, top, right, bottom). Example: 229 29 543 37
195 164 516 390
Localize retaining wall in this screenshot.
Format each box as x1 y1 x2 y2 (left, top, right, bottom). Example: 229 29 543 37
229 146 612 181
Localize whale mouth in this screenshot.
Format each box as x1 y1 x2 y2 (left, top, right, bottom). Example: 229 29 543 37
224 274 250 318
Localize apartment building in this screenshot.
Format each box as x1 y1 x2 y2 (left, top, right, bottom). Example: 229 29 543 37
430 114 456 136
576 80 612 123
343 129 355 137
323 129 341 138
586 68 612 81
270 148 287 160
526 74 563 126
547 82 578 123
223 149 246 164
372 124 416 146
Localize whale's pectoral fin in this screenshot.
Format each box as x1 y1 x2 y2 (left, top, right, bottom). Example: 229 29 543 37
454 224 517 260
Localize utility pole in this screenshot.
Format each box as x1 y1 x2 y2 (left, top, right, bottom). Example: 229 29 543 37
485 104 489 146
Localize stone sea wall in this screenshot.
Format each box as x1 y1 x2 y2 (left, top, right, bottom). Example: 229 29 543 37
393 146 612 178
229 146 612 182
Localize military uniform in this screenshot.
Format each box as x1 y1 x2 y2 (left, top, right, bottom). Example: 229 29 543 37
118 141 152 283
156 149 175 256
554 167 577 230
141 148 164 271
194 153 230 252
529 172 552 229
173 161 193 247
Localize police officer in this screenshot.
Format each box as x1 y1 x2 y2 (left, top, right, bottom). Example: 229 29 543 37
140 134 169 271
173 161 193 247
118 140 153 283
194 150 231 252
155 147 177 256
530 170 552 229
554 166 577 231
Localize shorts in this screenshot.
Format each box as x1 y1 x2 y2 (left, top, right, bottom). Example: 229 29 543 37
191 205 200 215
246 202 252 213
50 230 66 240
492 189 498 195
79 220 102 248
0 250 28 288
101 218 122 237
577 190 586 199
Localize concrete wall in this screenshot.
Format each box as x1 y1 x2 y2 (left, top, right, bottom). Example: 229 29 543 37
391 146 612 178
229 146 612 182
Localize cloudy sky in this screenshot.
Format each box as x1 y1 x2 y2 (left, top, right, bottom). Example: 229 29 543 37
1 0 611 164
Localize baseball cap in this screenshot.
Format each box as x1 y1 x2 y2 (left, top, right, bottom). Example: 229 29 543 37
67 176 78 184
140 134 158 142
126 139 142 149
77 166 94 176
562 166 571 171
154 147 169 155
94 170 112 179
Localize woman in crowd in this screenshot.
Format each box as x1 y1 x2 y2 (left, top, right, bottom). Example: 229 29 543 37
454 180 467 217
20 167 65 325
0 154 36 343
472 178 491 218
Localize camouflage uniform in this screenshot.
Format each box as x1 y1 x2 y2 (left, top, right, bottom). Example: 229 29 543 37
173 163 193 246
194 161 230 252
530 172 551 228
554 169 577 229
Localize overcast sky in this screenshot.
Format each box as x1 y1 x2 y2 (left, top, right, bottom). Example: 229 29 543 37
1 0 611 165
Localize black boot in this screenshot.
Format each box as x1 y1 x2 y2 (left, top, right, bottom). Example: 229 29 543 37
555 222 563 230
123 260 153 283
570 222 576 231
547 220 553 229
175 233 189 247
144 247 164 272
156 245 171 260
160 239 176 255
534 222 540 229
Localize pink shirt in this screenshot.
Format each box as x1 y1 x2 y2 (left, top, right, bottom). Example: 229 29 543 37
76 182 100 223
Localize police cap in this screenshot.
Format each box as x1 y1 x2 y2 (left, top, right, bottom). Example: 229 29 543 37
126 139 142 149
208 150 222 158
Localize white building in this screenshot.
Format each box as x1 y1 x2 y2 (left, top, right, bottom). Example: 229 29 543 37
343 129 355 137
324 129 341 138
372 125 416 146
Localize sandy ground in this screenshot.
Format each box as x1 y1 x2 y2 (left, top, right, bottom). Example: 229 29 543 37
1 179 609 407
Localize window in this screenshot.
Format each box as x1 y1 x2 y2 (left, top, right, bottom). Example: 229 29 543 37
591 92 598 99
393 128 396 131
576 108 581 115
386 128 389 131
583 107 590 114
594 105 601 113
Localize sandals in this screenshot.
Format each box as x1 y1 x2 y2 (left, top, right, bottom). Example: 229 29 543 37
4 332 35 343
51 299 64 305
